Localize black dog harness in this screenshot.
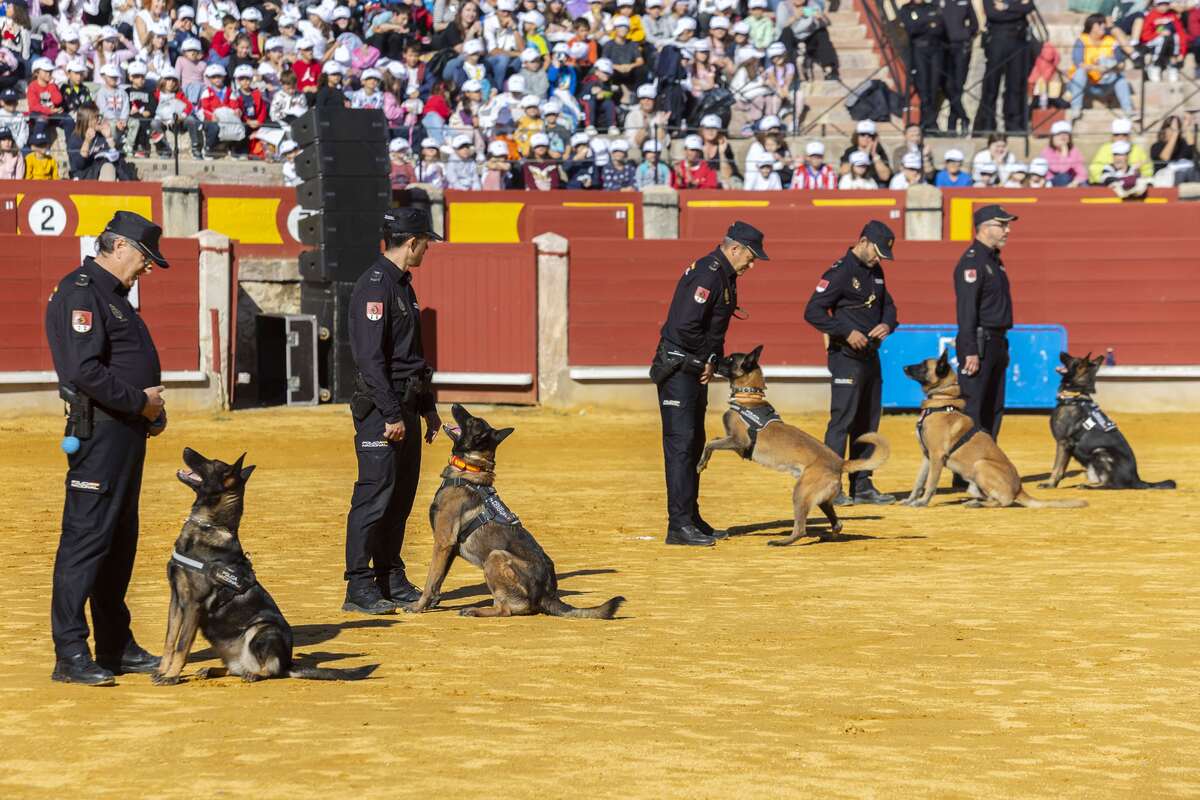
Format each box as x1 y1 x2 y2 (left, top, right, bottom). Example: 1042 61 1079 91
170 548 258 607
916 406 980 459
729 400 782 459
439 476 522 544
1060 395 1118 437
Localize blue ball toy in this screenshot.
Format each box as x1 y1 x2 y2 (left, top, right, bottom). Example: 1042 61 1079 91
61 435 80 455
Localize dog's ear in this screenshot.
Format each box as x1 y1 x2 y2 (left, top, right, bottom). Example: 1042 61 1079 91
1091 354 1105 367
745 344 764 369
1059 351 1072 366
491 427 515 447
451 403 471 426
240 464 256 482
935 350 950 378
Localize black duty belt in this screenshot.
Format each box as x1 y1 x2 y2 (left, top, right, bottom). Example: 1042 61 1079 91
730 401 782 459
439 477 521 544
916 406 980 459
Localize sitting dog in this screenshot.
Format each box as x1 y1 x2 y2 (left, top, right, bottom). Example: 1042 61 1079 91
1042 351 1175 490
696 346 890 546
901 352 1086 509
406 404 625 619
154 448 373 684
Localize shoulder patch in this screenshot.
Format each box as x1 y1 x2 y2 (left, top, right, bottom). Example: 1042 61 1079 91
74 273 91 287
815 279 829 292
365 301 384 321
369 269 383 282
708 260 719 271
71 309 93 333
964 269 977 283
694 286 711 303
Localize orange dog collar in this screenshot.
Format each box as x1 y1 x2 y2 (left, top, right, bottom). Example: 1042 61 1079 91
448 455 482 473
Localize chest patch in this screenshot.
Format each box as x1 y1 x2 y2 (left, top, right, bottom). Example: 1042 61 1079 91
851 277 861 290
694 286 710 304
815 279 829 292
71 310 93 333
365 301 384 321
1082 405 1118 433
964 269 977 283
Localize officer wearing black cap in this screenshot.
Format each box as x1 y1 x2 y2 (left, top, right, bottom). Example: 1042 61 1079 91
44 210 169 685
343 207 444 613
954 204 1015 458
804 220 899 505
651 220 767 547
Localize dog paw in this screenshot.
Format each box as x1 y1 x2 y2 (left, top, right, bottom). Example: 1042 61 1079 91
1037 481 1056 489
458 608 478 617
151 672 180 686
766 539 790 547
400 602 421 614
908 499 929 508
830 523 843 535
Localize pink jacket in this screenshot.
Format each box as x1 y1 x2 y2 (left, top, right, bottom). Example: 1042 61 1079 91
1038 144 1085 182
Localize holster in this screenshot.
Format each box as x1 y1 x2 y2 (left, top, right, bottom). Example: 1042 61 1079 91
59 385 93 440
350 373 375 421
975 327 987 361
649 340 688 385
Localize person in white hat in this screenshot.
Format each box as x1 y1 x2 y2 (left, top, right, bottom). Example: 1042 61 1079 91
27 55 66 136
176 38 207 97
387 138 417 190
228 61 267 158
934 148 972 186
889 149 927 189
54 28 83 80
562 132 598 188
745 0 775 49
603 12 646 93
642 0 672 47
971 133 1016 183
481 140 515 189
94 62 131 148
124 62 157 158
975 160 999 186
59 58 92 120
623 83 665 149
538 99 569 157
837 119 891 183
792 140 838 189
445 133 482 190
414 136 448 188
523 131 563 191
486 0 525 87
636 138 671 188
514 94 546 155
602 137 638 190
195 63 233 158
839 150 878 189
585 58 621 134
516 46 550 99
279 140 302 187
152 66 204 159
350 68 386 111
1002 162 1028 188
1027 157 1050 187
1088 115 1152 183
674 133 719 188
744 153 783 190
1035 119 1085 186
315 61 349 109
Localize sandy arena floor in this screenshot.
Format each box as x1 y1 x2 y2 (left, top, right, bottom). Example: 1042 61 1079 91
0 404 1197 798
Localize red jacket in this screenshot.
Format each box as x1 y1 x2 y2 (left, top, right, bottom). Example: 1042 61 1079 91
198 84 231 121
227 88 267 124
1141 9 1187 56
27 80 62 115
293 59 322 92
155 89 194 116
671 159 718 189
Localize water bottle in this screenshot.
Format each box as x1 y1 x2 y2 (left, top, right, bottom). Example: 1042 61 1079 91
1105 348 1116 367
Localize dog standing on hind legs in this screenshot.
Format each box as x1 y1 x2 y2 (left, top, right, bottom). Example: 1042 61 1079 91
696 346 890 546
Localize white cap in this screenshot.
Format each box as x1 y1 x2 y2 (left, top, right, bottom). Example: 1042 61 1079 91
673 17 697 36
1009 162 1029 173
204 63 226 77
734 46 761 65
1029 157 1049 176
849 150 870 166
421 137 439 149
684 134 703 150
99 63 121 79
178 5 195 18
1111 140 1131 154
234 64 255 79
68 58 89 74
333 45 352 65
767 42 786 58
258 62 276 76
758 114 781 131
594 57 614 73
700 114 722 129
901 151 922 170
552 42 569 56
617 0 635 6
390 138 411 152
462 79 483 92
452 134 473 149
855 119 877 135
242 7 263 21
977 162 997 173
149 20 171 37
569 41 589 60
465 39 485 55
590 137 609 152
362 68 382 82
507 74 526 92
612 16 630 28
520 47 541 63
805 141 825 156
542 99 562 114
520 94 540 108
279 140 298 155
100 25 119 39
297 37 316 50
688 39 711 53
646 0 663 7
324 62 345 75
61 29 80 42
1111 118 1133 135
158 65 178 80
570 132 590 146
126 61 147 76
309 6 333 23
331 6 351 20
521 10 545 26
1050 120 1072 136
529 132 550 148
643 139 662 153
496 0 516 9
944 148 964 162
387 62 407 77
716 0 736 9
709 15 730 30
749 0 768 8
265 36 284 51
611 138 630 152
488 140 509 156
182 37 202 52
732 20 750 35
637 84 656 100
32 56 54 73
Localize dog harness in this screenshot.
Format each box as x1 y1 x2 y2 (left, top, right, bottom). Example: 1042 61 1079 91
729 400 782 459
170 548 258 600
916 406 980 459
439 472 521 544
1059 395 1118 437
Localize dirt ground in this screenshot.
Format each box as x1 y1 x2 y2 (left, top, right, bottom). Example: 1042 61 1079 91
0 403 1197 798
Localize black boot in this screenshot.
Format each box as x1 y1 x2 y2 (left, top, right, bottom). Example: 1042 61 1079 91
695 517 729 539
665 524 715 546
97 639 160 674
52 652 116 686
853 482 895 505
343 583 396 615
385 572 421 604
832 491 854 507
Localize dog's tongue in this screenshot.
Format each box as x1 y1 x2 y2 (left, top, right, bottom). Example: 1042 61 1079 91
443 424 461 436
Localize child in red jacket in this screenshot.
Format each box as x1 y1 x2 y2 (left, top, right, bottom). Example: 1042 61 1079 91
26 56 69 140
197 63 231 157
228 64 267 158
1139 0 1187 82
292 38 322 95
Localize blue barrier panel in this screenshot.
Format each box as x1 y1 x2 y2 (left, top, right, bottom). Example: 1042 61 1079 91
879 324 1068 409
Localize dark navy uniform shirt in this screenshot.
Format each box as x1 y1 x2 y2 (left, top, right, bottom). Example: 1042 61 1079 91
45 257 160 418
982 0 1033 34
902 2 945 44
659 247 738 364
954 239 1013 357
942 0 980 43
804 249 899 345
349 254 435 422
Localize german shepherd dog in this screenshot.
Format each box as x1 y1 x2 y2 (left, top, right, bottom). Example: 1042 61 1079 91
901 352 1086 509
406 404 625 619
1042 351 1176 490
154 448 374 684
697 346 891 546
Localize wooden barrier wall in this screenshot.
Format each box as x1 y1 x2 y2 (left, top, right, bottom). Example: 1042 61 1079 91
677 189 907 242
939 187 1184 240
444 189 642 243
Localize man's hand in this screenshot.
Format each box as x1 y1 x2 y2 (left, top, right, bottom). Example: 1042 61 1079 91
141 385 165 421
700 363 715 384
423 411 442 444
962 355 980 375
148 410 167 437
867 323 891 340
845 330 870 350
383 420 407 441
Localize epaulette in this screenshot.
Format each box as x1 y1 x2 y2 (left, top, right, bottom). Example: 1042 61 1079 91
369 269 383 282
74 273 91 287
707 258 719 271
830 258 843 269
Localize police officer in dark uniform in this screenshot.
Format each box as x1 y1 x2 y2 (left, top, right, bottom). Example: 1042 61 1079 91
972 0 1036 134
954 204 1015 455
901 0 945 134
44 211 169 685
651 221 768 547
941 0 980 135
804 221 899 506
343 208 444 614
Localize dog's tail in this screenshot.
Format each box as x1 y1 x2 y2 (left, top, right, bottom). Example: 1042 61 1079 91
542 595 626 620
1014 490 1088 509
1137 479 1177 490
842 433 889 475
288 664 378 681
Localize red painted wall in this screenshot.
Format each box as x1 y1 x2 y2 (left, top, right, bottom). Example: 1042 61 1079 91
678 189 907 242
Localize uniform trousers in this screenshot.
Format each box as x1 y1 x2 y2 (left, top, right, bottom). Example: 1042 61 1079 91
658 369 708 530
957 332 1009 440
911 43 944 130
973 31 1032 132
824 348 884 492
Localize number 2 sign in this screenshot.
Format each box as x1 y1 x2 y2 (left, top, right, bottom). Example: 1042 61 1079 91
25 198 69 236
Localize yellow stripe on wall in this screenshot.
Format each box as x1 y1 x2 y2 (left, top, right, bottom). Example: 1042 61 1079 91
73 194 154 235
811 198 897 207
449 202 524 242
205 197 283 244
948 196 1039 241
1080 197 1168 204
686 200 771 208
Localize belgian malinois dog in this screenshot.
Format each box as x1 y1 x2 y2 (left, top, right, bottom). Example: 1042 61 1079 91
406 404 625 618
1043 351 1175 490
900 352 1086 509
154 448 374 684
697 346 890 546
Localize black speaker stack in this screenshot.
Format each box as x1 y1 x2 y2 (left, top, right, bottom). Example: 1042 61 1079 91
291 107 390 403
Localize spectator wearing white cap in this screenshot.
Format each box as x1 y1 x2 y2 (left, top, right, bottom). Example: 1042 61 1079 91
839 119 892 183
415 137 449 188
270 69 310 126
481 139 515 189
705 13 736 77
26 56 67 141
91 26 134 89
792 140 838 189
1027 157 1050 188
934 148 972 186
974 161 998 186
197 63 232 158
517 46 551 99
743 113 783 175
763 41 800 123
745 0 775 49
445 38 490 94
537 100 569 157
673 133 719 188
514 93 546 155
1097 138 1150 197
176 38 208 100
563 132 599 188
351 68 387 111
619 84 661 150
583 57 620 133
485 0 525 88
478 72 526 132
95 63 131 147
0 89 28 151
140 21 175 81
315 60 350 110
698 113 742 188
54 29 84 82
643 0 673 47
229 62 268 158
889 150 927 189
602 13 647 91
1003 162 1029 188
279 139 302 187
292 37 323 96
971 133 1017 183
123 62 158 158
602 137 638 190
523 132 563 190
729 45 773 134
637 139 672 187
1037 120 1086 186
1088 116 1153 183
891 123 935 179
446 134 482 190
744 154 784 191
839 150 878 189
152 67 204 159
60 59 94 117
388 138 418 190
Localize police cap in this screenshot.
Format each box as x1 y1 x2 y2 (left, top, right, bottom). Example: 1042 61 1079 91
726 220 769 261
973 204 1018 229
382 208 444 241
860 219 895 261
103 211 169 268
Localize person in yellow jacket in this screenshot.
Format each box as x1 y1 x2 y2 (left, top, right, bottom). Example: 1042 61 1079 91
1088 117 1154 184
615 0 646 42
1067 15 1137 119
25 130 59 180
